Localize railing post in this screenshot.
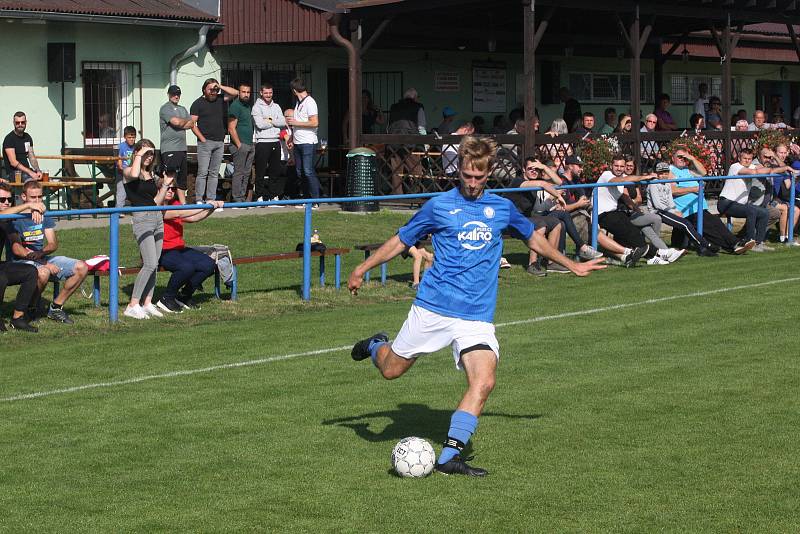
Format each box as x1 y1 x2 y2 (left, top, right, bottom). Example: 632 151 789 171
302 202 312 301
789 173 796 245
109 212 120 323
591 186 599 250
696 180 705 237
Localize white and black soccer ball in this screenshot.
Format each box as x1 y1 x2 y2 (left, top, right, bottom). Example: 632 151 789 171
391 436 436 478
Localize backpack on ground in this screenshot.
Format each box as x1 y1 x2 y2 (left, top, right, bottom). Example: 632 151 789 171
191 244 235 288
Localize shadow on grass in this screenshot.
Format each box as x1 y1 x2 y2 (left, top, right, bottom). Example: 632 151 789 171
322 403 541 443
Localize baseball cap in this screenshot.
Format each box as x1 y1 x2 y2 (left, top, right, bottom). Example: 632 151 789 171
565 155 584 166
167 85 181 96
655 161 671 173
442 106 457 118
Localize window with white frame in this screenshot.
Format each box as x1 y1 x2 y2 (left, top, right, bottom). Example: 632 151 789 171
221 63 312 112
568 72 653 104
670 75 743 104
82 62 142 146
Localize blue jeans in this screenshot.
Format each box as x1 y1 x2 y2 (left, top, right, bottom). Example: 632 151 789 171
294 143 321 200
159 247 215 298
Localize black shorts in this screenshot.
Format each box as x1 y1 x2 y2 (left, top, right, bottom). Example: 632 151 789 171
160 150 188 189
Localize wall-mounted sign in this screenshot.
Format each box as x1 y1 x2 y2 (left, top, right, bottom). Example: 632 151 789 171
434 71 460 92
473 64 506 113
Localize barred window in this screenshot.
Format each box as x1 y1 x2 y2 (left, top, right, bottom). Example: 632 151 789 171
670 75 743 104
568 72 653 103
82 62 142 146
221 63 312 112
363 71 404 115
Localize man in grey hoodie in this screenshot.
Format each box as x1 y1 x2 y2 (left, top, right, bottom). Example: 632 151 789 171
251 83 286 202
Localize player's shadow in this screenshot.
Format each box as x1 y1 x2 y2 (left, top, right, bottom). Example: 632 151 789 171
322 403 541 443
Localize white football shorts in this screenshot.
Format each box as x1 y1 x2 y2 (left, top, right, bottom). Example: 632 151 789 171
391 305 499 369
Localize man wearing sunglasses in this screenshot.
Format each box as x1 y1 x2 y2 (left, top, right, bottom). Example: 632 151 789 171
7 181 88 324
0 183 45 332
190 78 239 204
3 111 42 182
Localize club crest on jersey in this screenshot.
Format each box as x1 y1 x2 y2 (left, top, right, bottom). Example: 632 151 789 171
483 206 495 218
458 221 493 250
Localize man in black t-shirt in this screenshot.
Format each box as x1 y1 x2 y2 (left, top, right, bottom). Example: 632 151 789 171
0 183 44 332
190 78 238 204
3 111 42 182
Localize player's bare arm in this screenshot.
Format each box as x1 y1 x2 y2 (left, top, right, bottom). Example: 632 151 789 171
527 230 606 277
348 235 408 294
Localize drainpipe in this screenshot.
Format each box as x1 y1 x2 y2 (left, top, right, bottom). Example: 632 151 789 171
169 25 210 86
328 14 360 149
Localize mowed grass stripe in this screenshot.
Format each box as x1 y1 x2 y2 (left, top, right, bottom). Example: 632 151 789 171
3 276 796 403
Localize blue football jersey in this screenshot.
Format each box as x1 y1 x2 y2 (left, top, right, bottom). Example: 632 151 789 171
398 188 534 322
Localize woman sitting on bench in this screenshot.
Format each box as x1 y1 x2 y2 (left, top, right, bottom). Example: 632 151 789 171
155 180 224 313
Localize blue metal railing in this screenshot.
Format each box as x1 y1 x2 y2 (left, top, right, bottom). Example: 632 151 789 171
1 173 794 323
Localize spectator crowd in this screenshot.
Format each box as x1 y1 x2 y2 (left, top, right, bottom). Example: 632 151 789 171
1 80 799 329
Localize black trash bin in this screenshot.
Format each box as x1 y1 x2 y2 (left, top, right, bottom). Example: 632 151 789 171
343 147 378 213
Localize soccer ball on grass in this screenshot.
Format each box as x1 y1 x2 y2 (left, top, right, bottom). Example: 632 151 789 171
391 437 436 478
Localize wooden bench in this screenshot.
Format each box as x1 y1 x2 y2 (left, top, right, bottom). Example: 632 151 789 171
82 247 351 306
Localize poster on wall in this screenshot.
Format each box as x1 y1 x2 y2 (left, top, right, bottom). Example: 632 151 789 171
472 63 506 113
434 71 460 92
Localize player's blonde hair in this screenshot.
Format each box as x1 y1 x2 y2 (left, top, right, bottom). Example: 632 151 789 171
458 136 497 173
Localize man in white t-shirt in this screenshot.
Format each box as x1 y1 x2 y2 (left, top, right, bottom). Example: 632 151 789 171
286 78 321 207
597 154 681 264
719 148 773 250
693 83 709 121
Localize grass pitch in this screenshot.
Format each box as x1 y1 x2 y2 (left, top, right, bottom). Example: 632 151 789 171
1 209 798 532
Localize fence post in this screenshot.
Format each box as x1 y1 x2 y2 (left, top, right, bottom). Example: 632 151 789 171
790 173 796 245
591 186 599 250
109 212 120 323
302 202 312 301
696 180 705 236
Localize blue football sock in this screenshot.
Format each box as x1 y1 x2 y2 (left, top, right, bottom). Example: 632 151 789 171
437 410 478 464
369 340 388 367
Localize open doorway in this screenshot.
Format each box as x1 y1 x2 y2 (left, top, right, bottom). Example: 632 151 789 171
327 68 348 174
755 80 800 126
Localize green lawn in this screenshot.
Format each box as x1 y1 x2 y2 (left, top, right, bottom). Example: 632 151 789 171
1 210 799 532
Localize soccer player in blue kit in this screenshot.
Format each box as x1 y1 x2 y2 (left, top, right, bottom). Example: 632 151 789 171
348 137 605 476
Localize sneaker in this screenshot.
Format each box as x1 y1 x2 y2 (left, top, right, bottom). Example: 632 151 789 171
351 331 389 361
143 303 164 318
47 305 74 324
312 203 320 210
176 295 200 310
623 245 648 268
435 455 488 477
410 283 419 290
697 247 719 257
733 239 755 254
646 256 670 265
123 305 149 320
547 262 571 273
499 257 512 269
659 248 686 263
9 317 38 333
752 242 774 252
578 245 604 260
157 297 184 313
214 207 224 213
526 261 547 277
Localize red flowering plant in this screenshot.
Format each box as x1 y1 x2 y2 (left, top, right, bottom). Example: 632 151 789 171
577 135 619 182
755 128 792 151
664 135 715 174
